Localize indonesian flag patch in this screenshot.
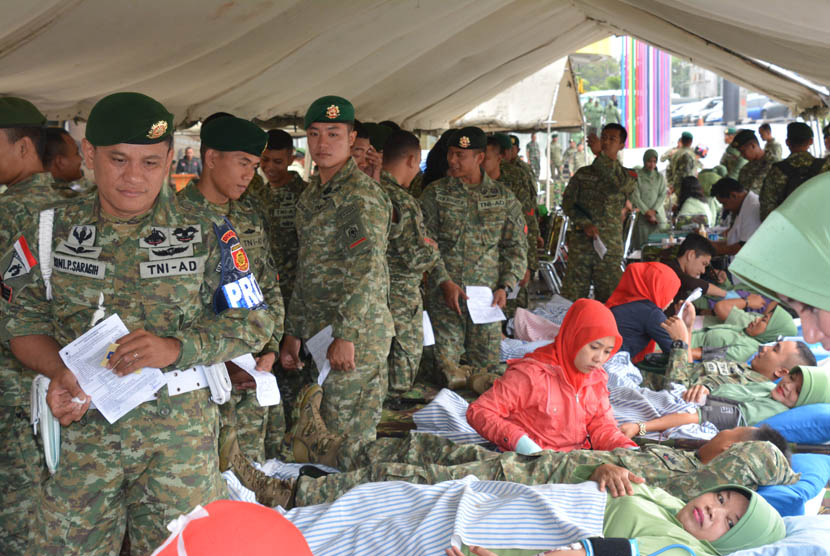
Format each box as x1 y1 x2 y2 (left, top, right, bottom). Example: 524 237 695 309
3 236 37 282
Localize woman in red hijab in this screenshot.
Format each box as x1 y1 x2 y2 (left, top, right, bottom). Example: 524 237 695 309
606 262 682 363
466 299 636 454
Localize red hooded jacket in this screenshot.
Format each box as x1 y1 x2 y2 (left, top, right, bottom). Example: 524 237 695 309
466 299 636 452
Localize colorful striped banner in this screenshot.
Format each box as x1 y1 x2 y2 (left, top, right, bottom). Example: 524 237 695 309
620 36 671 148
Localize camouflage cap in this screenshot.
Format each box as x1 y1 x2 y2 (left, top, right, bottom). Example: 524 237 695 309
364 122 392 151
493 133 512 151
200 116 267 156
266 129 294 151
303 95 354 130
725 126 738 135
509 134 520 149
0 96 46 128
786 121 813 143
680 131 694 141
449 127 486 150
85 92 174 146
731 129 757 148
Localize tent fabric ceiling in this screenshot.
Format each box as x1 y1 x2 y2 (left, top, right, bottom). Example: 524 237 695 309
0 0 827 131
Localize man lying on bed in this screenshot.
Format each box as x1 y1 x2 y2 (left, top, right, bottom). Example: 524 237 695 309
231 424 797 509
644 314 815 391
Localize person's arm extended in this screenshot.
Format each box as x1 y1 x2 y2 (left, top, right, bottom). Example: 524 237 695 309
620 411 700 438
466 365 536 451
706 282 727 298
586 384 638 450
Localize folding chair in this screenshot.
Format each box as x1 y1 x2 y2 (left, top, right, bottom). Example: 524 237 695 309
621 211 637 272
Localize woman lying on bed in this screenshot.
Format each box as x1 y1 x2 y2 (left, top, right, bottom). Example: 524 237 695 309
446 483 785 556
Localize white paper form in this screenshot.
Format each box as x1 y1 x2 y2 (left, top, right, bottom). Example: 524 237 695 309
466 286 507 324
59 314 165 424
423 311 435 346
677 287 703 321
593 236 607 260
230 353 280 406
306 325 334 385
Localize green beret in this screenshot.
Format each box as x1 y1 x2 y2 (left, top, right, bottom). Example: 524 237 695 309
796 366 830 407
86 92 173 146
550 133 559 139
364 122 392 151
266 129 293 151
509 134 520 148
200 116 267 157
725 126 738 135
0 96 46 128
304 95 354 130
493 133 512 151
731 129 758 148
787 122 813 143
681 131 693 141
449 127 486 150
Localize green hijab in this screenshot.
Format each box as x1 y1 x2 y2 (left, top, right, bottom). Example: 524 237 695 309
796 366 830 407
724 306 797 344
643 149 658 163
706 484 785 554
730 173 830 311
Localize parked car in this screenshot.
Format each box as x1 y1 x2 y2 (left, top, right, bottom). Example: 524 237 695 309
700 100 723 124
760 100 790 120
672 96 720 125
746 94 769 120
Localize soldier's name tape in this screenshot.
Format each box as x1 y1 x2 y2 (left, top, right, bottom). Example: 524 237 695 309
478 199 506 210
139 256 205 278
53 253 106 279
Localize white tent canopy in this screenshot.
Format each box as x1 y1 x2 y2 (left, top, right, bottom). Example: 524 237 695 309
1 0 827 130
454 57 583 131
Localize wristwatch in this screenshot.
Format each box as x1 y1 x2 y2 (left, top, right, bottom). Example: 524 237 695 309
671 339 688 350
638 422 648 436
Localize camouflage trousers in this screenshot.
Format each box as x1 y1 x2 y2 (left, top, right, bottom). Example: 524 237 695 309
219 390 283 464
504 284 529 320
264 358 315 461
0 404 47 556
560 231 623 303
318 339 392 471
426 291 502 376
36 389 227 556
388 293 425 394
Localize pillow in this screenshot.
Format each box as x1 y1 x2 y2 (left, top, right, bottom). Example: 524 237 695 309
757 453 830 516
759 404 830 444
730 515 830 555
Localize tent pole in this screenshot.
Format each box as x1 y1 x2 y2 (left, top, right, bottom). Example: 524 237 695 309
544 80 561 210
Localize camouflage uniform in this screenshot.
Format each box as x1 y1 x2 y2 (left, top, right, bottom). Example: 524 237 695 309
572 149 594 173
526 140 540 178
720 145 748 180
0 183 276 555
562 146 577 177
646 346 770 391
0 172 82 555
759 151 828 220
421 172 526 377
294 433 795 506
604 103 621 125
668 146 697 189
499 162 540 314
178 181 284 464
285 157 394 470
378 171 440 393
409 171 425 199
737 157 773 194
549 142 564 204
764 138 783 162
560 153 637 302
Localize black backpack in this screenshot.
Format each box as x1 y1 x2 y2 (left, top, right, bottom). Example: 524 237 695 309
775 156 825 205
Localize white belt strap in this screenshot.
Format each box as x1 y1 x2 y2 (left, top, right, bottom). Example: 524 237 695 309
31 375 61 474
155 363 231 404
38 209 55 301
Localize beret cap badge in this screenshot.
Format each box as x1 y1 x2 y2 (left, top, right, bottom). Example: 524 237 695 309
147 120 168 139
325 105 341 119
459 136 471 148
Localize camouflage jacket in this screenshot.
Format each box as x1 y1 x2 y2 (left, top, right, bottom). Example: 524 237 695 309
549 144 563 168
668 147 697 188
563 146 577 170
0 172 84 406
526 141 540 178
0 184 275 375
421 171 527 292
764 139 783 162
285 158 394 344
177 180 283 353
759 151 828 220
737 157 773 194
660 346 769 390
561 153 636 246
244 172 306 304
720 146 748 180
378 171 440 304
499 162 540 272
